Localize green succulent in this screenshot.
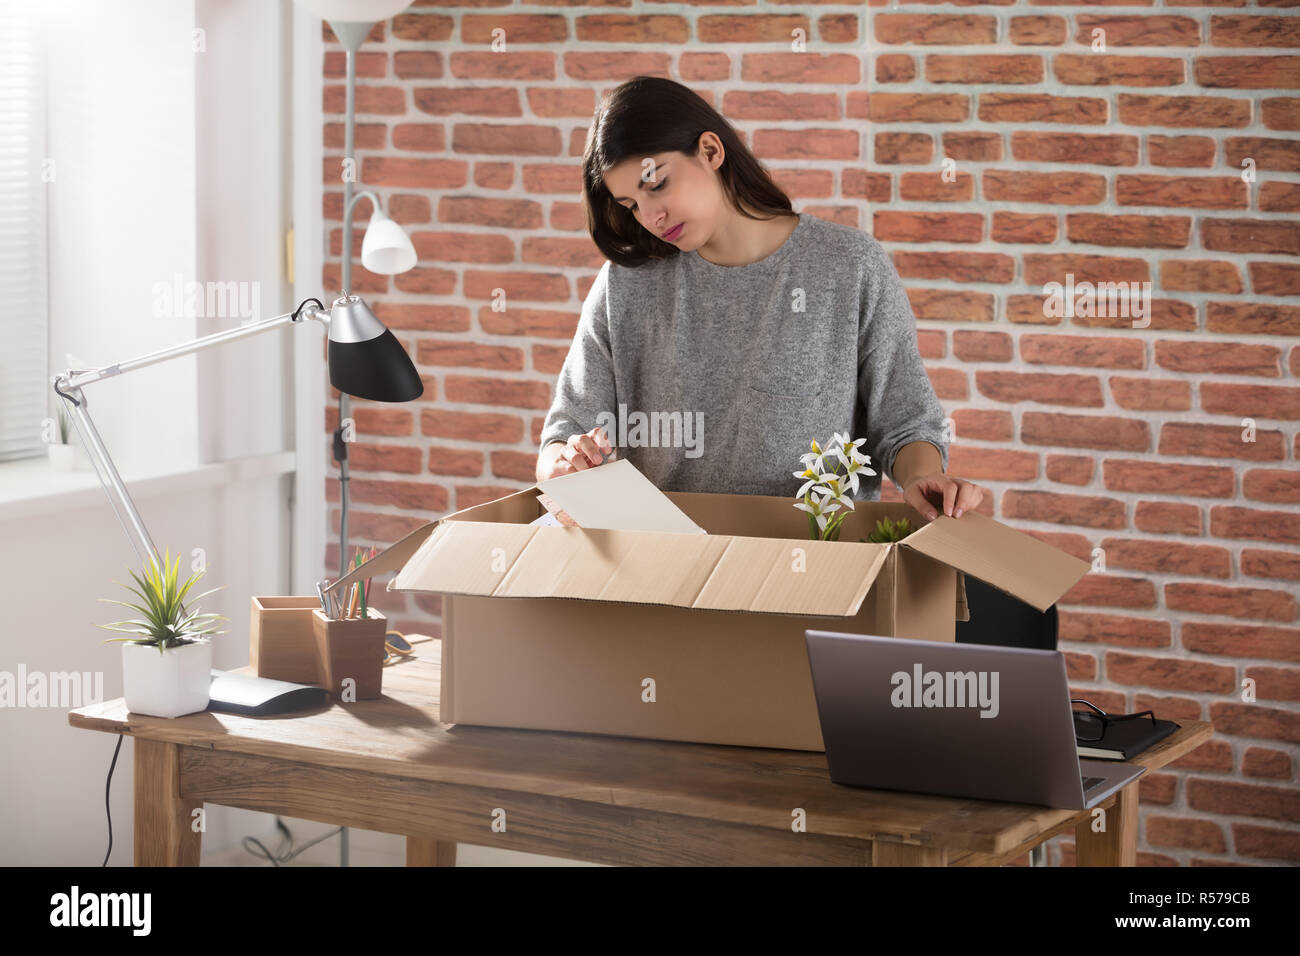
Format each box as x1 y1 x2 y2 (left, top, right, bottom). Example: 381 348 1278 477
97 548 229 652
864 516 913 543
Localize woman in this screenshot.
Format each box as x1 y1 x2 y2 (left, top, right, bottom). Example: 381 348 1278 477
537 76 984 523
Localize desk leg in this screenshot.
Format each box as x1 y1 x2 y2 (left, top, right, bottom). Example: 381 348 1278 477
406 838 457 867
1075 780 1139 867
134 739 202 866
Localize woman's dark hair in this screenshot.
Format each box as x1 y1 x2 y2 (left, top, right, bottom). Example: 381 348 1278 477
582 76 794 268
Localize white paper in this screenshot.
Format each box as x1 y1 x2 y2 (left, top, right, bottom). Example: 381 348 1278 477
536 458 706 535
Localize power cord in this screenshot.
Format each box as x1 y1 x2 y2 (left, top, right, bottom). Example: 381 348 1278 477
102 733 124 866
243 818 344 866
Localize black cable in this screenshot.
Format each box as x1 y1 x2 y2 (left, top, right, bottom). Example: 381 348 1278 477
102 733 123 866
292 297 325 321
242 818 344 866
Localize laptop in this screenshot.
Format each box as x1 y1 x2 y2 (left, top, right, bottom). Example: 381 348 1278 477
804 630 1145 810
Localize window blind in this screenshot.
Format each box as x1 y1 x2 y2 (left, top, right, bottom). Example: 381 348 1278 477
0 5 48 462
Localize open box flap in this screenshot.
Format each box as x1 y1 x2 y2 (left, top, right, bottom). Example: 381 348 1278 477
901 511 1090 612
388 521 892 618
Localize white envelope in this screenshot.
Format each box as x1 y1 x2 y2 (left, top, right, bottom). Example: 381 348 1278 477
535 458 706 535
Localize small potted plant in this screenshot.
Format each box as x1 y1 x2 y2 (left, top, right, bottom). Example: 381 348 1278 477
97 548 229 718
47 405 75 472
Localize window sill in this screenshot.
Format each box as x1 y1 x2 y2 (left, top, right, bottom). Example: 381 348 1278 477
0 450 298 523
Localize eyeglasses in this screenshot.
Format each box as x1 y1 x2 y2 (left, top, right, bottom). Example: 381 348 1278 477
1071 699 1156 742
381 630 415 665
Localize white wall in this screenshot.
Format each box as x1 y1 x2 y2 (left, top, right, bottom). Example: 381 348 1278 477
0 0 302 865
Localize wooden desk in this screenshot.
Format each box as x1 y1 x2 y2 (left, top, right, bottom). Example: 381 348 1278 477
68 642 1212 867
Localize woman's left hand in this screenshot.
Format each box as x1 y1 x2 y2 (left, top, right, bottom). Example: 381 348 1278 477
902 472 986 522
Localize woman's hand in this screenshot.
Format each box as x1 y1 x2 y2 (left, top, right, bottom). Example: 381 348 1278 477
902 472 986 522
536 427 613 481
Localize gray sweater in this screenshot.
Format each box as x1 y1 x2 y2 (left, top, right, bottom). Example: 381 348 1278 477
539 212 949 500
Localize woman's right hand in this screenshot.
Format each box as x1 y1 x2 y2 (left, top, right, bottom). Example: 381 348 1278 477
537 427 614 480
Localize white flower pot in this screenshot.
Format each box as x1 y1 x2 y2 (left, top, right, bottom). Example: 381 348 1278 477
47 443 76 472
121 639 212 718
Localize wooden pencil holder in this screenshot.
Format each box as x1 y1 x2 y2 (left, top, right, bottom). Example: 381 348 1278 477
250 596 321 684
311 607 386 701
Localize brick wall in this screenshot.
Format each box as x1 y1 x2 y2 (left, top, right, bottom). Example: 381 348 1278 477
320 1 1299 866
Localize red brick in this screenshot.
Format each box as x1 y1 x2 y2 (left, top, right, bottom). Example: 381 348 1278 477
1159 260 1243 293
421 408 524 443
1201 384 1300 421
1158 421 1285 461
1148 135 1216 168
1202 218 1300 254
1146 817 1228 853
953 330 1013 362
991 212 1056 244
1066 213 1189 248
952 409 1013 441
868 93 970 123
1053 55 1184 87
1166 581 1298 622
1211 505 1300 546
1060 574 1158 609
1010 16 1066 46
1075 14 1201 47
1240 546 1300 579
1044 454 1094 485
892 252 1014 284
1096 537 1231 578
926 54 1043 84
1116 175 1248 209
1233 824 1300 863
1187 779 1300 822
1118 94 1251 128
875 54 915 84
1012 131 1138 166
1059 611 1171 648
1134 501 1201 537
1210 15 1300 48
1262 97 1300 131
1105 459 1234 498
1209 701 1300 744
874 132 934 165
875 14 997 45
1184 622 1300 663
1241 747 1292 780
1002 490 1128 529
1155 339 1283 377
942 131 1002 162
906 288 995 322
944 447 1038 483
1110 378 1192 414
1195 56 1300 89
425 446 485 478
979 93 1107 125
874 211 982 243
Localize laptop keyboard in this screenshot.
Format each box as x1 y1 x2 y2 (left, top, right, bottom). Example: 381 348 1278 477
1082 775 1105 791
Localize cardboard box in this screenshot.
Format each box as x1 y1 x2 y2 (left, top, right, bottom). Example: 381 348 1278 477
328 462 1091 751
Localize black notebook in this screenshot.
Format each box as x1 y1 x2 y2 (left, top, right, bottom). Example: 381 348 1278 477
1077 716 1179 760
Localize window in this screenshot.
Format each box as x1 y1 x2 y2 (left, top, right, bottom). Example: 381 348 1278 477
0 3 49 462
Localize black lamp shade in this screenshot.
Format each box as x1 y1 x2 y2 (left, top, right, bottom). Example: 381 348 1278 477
325 295 424 402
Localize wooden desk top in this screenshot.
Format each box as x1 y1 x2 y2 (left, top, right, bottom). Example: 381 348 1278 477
69 640 1213 858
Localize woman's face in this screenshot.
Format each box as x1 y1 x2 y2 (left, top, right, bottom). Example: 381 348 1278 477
602 132 727 251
